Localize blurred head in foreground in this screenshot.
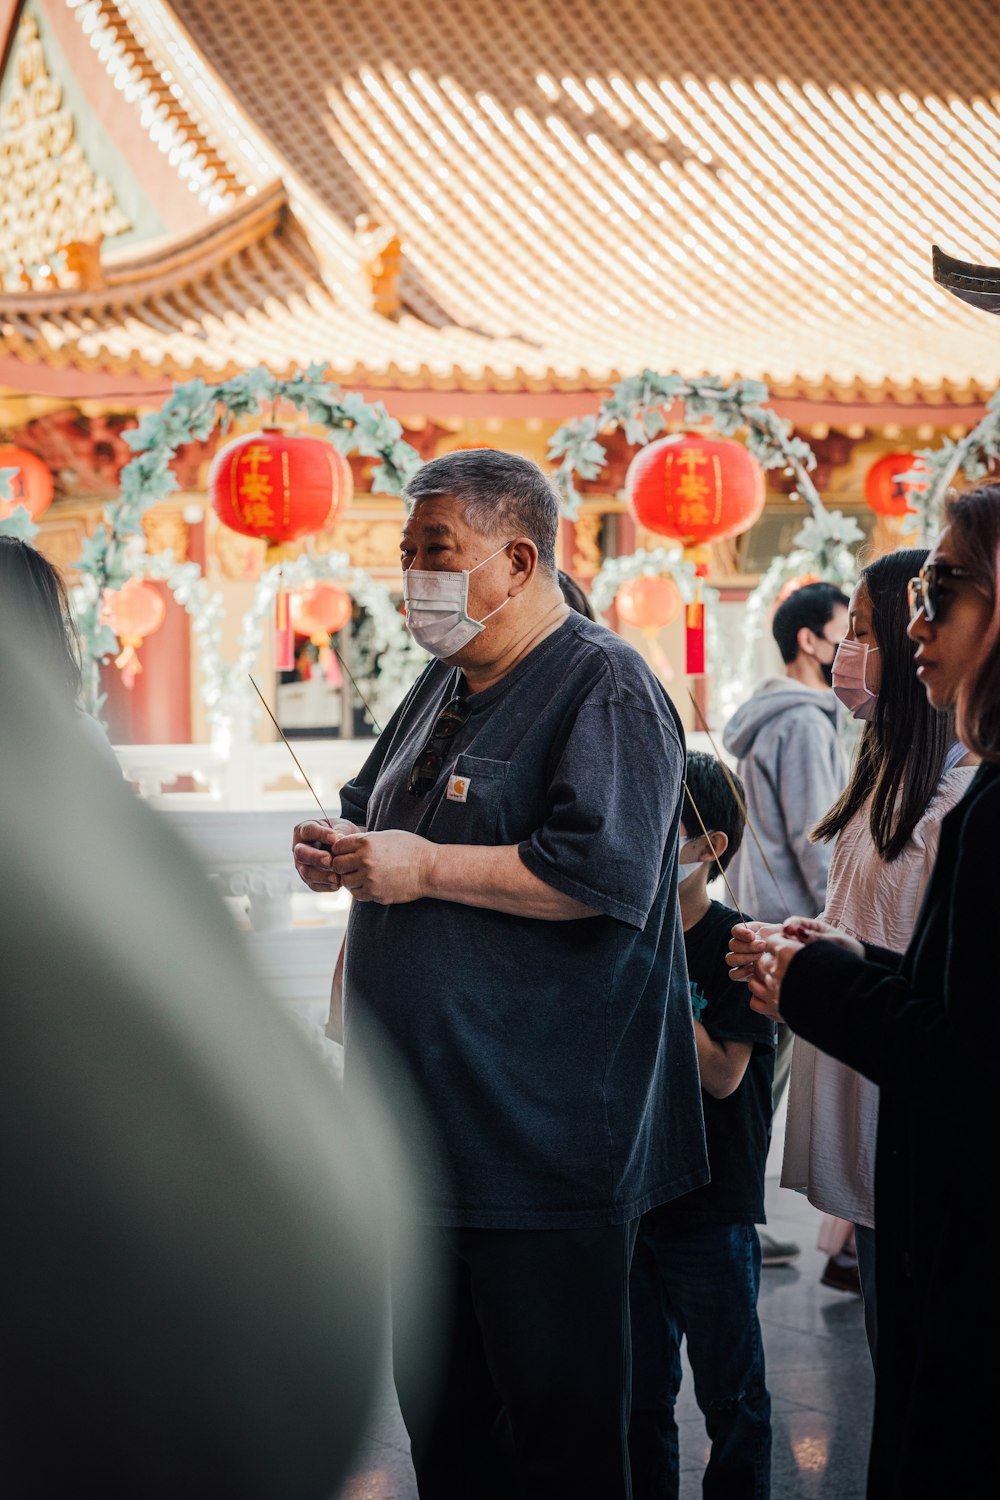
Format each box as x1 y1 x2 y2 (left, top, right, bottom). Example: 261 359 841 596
0 593 438 1499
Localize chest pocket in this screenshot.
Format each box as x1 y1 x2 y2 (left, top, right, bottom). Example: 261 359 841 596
425 753 510 846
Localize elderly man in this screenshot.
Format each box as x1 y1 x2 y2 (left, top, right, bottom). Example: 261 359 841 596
293 449 707 1500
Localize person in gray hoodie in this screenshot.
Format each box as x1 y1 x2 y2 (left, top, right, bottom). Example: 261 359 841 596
722 581 850 1263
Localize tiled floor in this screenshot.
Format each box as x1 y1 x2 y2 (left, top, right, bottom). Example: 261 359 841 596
337 1105 874 1499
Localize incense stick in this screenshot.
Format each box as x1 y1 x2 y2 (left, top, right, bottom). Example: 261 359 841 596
248 674 335 825
682 778 748 925
330 643 383 736
686 688 793 919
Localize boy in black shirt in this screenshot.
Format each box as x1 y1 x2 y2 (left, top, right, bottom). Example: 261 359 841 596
628 751 776 1500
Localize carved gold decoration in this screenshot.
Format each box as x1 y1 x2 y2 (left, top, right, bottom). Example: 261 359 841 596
211 522 266 581
0 15 129 285
142 507 190 562
315 518 403 569
571 514 604 575
62 238 105 291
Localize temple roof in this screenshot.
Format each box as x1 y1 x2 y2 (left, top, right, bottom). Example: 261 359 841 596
3 0 1000 404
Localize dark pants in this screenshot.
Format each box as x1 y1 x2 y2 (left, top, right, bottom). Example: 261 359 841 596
628 1218 771 1500
390 1221 638 1500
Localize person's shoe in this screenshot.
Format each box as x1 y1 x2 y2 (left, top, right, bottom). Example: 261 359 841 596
759 1230 800 1267
820 1251 862 1295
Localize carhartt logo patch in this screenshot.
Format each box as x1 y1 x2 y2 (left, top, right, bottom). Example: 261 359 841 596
446 774 470 802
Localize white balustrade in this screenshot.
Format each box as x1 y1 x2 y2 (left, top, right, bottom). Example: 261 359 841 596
118 742 366 1071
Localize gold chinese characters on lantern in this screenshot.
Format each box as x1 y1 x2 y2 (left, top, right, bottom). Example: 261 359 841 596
207 428 354 671
624 434 764 677
207 429 353 549
625 434 765 560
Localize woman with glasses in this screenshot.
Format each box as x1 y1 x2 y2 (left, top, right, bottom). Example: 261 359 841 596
728 484 1000 1499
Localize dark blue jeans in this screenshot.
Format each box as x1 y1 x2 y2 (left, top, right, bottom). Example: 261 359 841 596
628 1217 771 1500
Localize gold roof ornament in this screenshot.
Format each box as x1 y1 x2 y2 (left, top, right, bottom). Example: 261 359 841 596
0 15 128 289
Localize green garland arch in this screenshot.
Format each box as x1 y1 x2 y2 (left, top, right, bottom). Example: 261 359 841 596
549 371 865 715
70 365 423 715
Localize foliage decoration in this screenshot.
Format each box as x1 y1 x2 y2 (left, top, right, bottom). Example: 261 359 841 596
71 367 423 713
896 387 1000 541
548 371 824 521
0 465 40 540
552 372 869 720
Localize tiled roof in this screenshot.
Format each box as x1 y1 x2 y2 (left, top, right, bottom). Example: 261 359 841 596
0 181 557 388
4 0 1000 401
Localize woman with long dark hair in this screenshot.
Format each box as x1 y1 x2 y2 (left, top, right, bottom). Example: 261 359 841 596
782 547 976 1356
729 485 1000 1498
0 536 118 765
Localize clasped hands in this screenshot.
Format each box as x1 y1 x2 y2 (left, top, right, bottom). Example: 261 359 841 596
725 917 864 1021
292 819 437 905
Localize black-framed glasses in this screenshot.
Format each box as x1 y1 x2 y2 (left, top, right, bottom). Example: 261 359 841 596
907 561 975 624
407 695 471 795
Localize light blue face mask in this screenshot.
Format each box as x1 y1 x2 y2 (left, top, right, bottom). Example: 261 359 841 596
402 541 513 659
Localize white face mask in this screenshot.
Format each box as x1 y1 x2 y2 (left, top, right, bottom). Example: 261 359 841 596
832 639 880 720
676 836 702 886
402 542 513 659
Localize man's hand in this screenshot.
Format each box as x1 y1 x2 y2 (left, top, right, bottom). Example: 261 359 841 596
331 831 438 905
292 818 364 893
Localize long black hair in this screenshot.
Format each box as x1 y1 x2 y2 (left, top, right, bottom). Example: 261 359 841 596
812 547 956 861
946 484 1000 763
0 536 83 701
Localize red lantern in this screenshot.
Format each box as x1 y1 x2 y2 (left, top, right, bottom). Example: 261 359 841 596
0 445 54 521
290 584 353 640
290 583 353 685
615 575 683 631
775 572 822 606
100 579 166 689
207 428 352 546
625 434 763 678
625 435 766 555
864 453 928 517
208 428 353 669
614 575 683 682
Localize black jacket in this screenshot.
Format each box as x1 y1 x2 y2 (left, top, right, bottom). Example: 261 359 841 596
781 763 1000 1500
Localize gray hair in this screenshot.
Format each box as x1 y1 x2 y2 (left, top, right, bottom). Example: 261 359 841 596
403 449 560 571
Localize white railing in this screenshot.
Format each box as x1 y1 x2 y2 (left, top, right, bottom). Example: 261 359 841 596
117 741 367 1072
113 736 374 810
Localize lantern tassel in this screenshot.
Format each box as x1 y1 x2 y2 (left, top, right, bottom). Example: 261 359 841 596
685 589 706 676
274 576 294 672
114 639 142 690
317 640 343 687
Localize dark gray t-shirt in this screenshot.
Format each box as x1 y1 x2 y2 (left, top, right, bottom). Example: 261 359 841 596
339 614 709 1229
